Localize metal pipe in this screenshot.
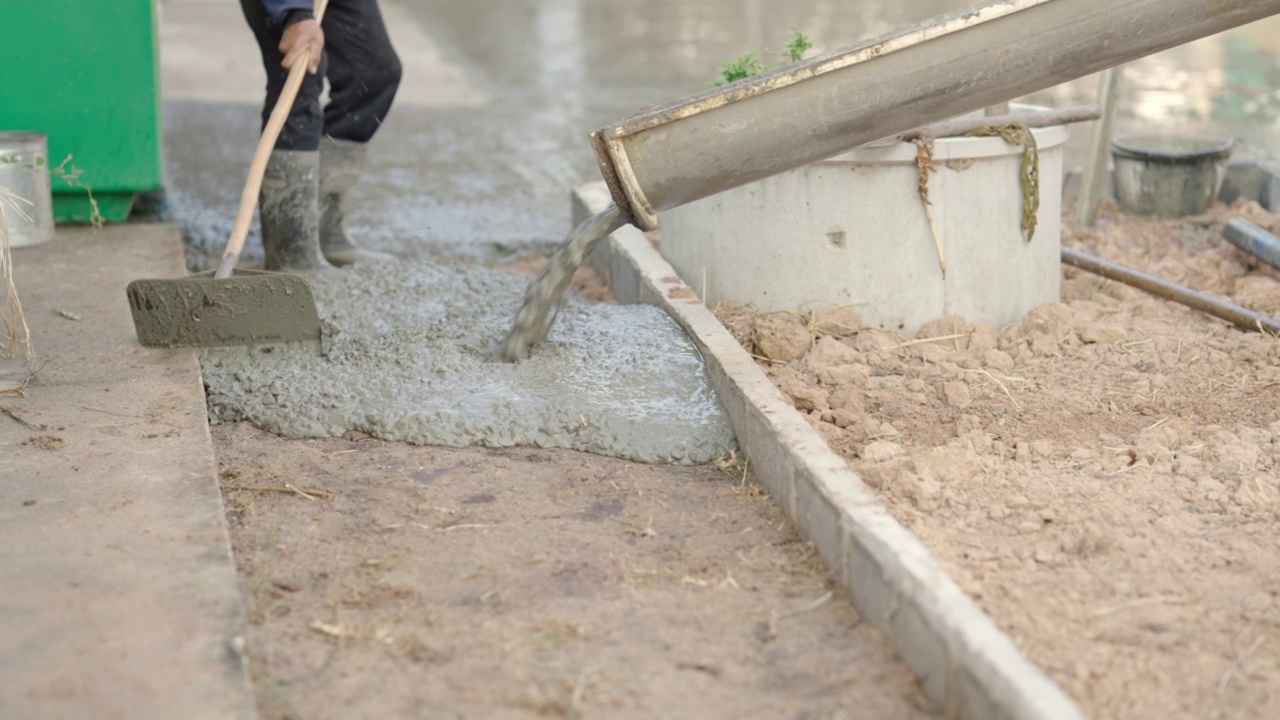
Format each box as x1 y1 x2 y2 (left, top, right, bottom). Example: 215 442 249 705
1223 217 1280 271
592 0 1280 230
1061 246 1280 335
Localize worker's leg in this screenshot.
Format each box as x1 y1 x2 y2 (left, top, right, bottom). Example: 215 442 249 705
238 0 331 271
321 0 402 144
316 0 403 265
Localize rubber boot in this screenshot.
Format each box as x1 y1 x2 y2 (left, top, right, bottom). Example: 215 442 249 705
319 137 396 266
260 150 332 272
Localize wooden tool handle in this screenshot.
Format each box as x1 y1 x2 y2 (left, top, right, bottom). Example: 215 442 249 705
216 0 331 279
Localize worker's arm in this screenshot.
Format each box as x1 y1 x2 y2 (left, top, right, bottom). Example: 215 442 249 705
262 0 324 74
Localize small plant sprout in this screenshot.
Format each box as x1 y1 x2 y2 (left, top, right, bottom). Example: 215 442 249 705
784 30 814 62
712 31 815 87
715 52 768 86
51 154 103 229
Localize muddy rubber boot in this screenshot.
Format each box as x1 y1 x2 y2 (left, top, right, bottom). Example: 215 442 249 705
319 137 396 266
261 150 333 273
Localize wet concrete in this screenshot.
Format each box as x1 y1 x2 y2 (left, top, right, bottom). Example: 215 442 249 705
126 269 322 348
200 258 735 464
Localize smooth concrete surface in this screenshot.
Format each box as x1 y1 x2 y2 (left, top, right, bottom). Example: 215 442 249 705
0 224 254 720
575 182 1087 720
660 124 1066 335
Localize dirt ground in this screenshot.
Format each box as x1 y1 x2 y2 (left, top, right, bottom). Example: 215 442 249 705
212 258 934 720
214 425 932 720
719 199 1280 720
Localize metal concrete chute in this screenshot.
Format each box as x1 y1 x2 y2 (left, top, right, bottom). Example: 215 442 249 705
591 0 1280 231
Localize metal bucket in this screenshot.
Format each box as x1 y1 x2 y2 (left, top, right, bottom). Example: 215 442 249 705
0 131 55 247
1111 134 1235 217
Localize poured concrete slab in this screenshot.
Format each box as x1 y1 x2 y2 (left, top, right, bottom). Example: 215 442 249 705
0 224 254 720
574 182 1087 720
199 258 736 465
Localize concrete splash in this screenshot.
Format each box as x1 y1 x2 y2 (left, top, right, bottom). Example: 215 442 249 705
200 259 736 464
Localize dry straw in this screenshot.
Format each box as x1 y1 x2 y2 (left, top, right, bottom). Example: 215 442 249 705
1 186 34 360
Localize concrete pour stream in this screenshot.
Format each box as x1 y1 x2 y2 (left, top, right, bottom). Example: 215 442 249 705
199 259 736 464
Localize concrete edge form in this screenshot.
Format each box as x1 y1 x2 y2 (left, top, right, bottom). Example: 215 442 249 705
0 224 256 720
572 182 1087 720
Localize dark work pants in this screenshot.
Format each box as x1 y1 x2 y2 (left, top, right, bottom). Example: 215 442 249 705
239 0 403 151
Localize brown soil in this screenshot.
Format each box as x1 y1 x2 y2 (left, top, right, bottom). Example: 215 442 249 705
25 434 65 451
215 424 932 719
717 200 1280 720
214 256 934 719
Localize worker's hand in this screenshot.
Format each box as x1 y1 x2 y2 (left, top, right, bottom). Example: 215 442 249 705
280 19 324 75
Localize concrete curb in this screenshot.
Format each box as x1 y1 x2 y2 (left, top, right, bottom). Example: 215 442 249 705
573 182 1086 720
0 224 255 720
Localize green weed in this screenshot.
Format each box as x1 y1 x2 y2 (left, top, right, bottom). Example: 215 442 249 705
712 31 815 87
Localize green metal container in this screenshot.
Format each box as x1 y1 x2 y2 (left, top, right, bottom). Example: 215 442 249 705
0 1 163 223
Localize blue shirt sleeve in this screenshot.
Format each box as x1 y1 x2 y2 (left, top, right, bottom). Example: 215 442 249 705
262 0 315 27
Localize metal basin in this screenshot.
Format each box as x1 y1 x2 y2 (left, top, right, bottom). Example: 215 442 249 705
0 131 54 247
1111 134 1235 217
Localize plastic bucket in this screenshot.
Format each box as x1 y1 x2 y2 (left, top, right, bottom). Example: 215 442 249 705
0 131 55 247
1111 134 1234 217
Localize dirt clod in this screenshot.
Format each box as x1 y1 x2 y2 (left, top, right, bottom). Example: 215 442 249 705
810 306 864 338
25 435 65 451
754 313 812 362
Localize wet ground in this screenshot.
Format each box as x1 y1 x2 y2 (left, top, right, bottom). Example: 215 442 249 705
164 0 1280 268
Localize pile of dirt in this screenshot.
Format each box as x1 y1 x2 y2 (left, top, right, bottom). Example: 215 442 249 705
715 200 1280 720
